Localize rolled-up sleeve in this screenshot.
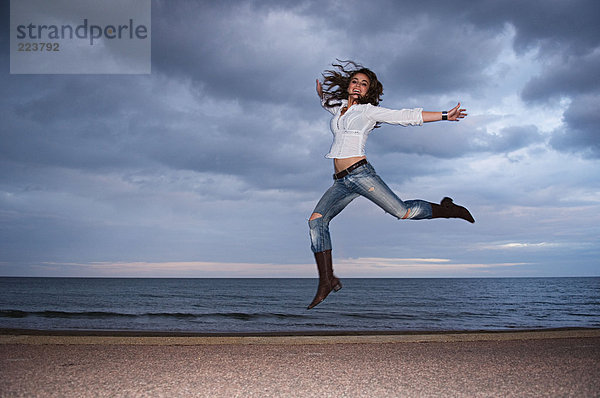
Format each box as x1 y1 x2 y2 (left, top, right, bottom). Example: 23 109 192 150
321 98 342 115
366 105 423 126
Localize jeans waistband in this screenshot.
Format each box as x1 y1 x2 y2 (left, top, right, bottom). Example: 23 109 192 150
333 159 369 180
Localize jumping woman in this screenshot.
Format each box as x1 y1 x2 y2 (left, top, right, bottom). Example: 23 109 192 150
307 60 474 309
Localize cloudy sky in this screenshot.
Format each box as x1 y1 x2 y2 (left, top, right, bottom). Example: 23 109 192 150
1 0 599 278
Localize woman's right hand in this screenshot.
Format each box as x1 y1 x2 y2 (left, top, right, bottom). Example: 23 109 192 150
316 79 323 99
447 103 467 121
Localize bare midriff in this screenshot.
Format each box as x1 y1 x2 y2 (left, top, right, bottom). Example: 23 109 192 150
334 156 367 173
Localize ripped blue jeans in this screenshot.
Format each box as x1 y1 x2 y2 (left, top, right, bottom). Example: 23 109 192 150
308 162 433 253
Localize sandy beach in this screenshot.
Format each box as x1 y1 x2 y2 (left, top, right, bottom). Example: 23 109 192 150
1 329 599 397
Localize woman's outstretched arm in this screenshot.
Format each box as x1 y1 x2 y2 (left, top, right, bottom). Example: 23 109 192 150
423 103 467 122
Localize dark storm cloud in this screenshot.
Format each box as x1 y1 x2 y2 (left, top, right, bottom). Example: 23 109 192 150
460 0 600 55
550 95 600 158
136 102 332 192
151 0 322 106
0 76 157 171
2 81 328 199
521 50 600 102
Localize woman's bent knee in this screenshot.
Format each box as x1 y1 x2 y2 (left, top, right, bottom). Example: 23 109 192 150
308 214 331 253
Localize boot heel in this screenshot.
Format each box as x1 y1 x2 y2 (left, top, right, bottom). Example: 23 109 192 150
333 282 342 292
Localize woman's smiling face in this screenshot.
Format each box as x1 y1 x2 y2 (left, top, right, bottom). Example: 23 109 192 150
347 72 370 99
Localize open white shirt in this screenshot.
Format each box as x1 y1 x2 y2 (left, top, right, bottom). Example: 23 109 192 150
322 99 423 159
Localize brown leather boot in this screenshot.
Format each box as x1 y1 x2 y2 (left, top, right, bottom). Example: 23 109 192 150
307 250 342 309
430 197 475 223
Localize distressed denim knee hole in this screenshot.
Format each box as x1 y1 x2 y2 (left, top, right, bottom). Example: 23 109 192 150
309 212 323 221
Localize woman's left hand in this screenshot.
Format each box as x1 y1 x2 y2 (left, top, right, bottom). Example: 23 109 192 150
316 79 324 99
447 103 467 121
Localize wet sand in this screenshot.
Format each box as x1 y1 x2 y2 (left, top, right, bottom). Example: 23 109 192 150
2 329 599 397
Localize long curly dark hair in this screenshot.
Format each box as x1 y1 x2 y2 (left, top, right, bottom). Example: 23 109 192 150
321 60 384 108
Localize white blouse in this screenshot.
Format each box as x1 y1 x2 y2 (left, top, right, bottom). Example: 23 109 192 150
322 99 423 159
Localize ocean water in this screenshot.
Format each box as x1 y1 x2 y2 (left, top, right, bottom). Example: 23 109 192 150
0 277 598 333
